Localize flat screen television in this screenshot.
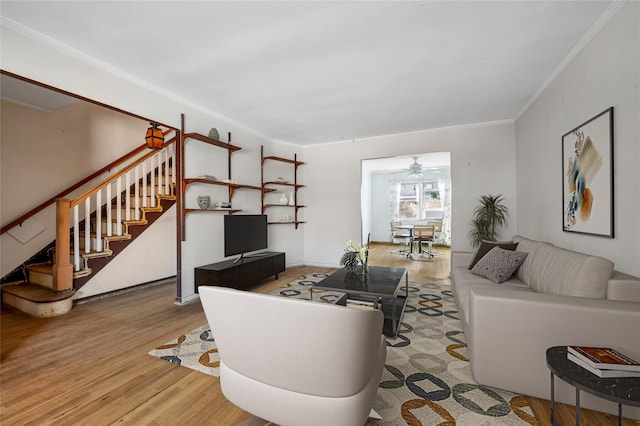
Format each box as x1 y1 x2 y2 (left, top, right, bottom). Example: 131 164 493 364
224 214 268 261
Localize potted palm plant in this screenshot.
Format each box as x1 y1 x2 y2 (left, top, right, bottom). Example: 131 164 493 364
468 194 510 248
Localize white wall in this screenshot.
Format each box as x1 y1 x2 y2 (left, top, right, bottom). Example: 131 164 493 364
515 1 639 276
303 121 517 267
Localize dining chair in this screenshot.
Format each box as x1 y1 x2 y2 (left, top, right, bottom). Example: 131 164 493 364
412 225 435 257
390 221 411 256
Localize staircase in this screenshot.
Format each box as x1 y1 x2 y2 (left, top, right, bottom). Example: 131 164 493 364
1 134 177 317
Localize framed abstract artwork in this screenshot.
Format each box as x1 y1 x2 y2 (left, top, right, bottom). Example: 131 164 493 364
562 107 614 238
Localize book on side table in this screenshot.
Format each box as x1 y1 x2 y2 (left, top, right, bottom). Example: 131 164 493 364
567 345 640 378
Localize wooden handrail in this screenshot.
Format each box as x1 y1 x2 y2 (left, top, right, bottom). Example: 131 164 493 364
1 131 175 235
70 137 175 208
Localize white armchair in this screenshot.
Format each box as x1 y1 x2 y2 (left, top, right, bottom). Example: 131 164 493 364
199 286 386 426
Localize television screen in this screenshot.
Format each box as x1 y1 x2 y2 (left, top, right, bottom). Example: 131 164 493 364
224 214 268 257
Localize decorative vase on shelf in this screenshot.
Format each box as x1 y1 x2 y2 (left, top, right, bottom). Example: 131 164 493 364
279 193 288 205
208 128 220 140
288 192 295 205
197 195 211 210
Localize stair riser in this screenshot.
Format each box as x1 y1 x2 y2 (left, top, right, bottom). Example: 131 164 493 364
2 292 73 318
28 270 53 288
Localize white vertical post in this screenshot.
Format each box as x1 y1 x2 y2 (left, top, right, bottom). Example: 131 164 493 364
163 148 169 195
157 152 166 195
95 190 102 252
142 162 148 208
125 172 131 221
106 183 112 237
170 143 176 187
116 177 122 235
150 155 156 207
84 198 91 254
73 205 80 271
135 166 140 220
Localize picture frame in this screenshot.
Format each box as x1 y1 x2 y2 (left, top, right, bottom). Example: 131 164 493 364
562 107 614 238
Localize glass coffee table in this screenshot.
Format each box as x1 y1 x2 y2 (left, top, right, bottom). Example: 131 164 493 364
311 265 408 337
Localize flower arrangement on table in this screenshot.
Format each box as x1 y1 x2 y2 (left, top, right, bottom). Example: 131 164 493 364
340 240 369 276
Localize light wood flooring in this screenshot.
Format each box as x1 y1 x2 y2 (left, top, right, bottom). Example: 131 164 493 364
0 243 634 425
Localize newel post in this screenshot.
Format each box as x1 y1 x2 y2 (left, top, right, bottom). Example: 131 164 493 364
53 198 74 292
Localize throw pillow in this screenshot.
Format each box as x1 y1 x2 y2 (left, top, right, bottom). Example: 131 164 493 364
471 246 528 283
468 240 519 269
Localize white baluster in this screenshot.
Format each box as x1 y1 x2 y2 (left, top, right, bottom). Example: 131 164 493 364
163 148 169 195
116 177 122 235
169 144 175 188
125 172 131 221
135 166 140 220
106 183 112 237
96 190 102 252
84 198 90 254
73 205 80 271
142 162 148 208
150 155 156 207
158 149 164 195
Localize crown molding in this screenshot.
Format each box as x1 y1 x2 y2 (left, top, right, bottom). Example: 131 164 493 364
1 17 273 143
515 0 626 120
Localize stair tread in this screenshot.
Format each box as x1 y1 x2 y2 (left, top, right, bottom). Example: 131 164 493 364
27 263 53 274
2 283 75 303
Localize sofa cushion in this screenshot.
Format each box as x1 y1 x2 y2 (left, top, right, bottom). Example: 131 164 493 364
471 247 528 283
512 235 613 299
468 240 519 269
450 265 530 325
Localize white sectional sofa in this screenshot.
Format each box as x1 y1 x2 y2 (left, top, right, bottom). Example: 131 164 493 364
450 235 640 420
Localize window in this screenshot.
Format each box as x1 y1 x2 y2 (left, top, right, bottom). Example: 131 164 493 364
398 181 442 220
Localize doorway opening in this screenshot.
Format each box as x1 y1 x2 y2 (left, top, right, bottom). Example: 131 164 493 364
361 152 451 247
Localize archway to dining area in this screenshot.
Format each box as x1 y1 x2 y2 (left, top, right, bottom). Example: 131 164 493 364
360 152 451 261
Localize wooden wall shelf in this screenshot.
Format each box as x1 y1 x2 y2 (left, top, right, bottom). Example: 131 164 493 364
183 208 241 215
180 129 268 235
184 132 242 152
261 146 306 229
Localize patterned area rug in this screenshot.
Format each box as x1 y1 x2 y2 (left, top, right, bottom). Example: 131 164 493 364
149 273 538 425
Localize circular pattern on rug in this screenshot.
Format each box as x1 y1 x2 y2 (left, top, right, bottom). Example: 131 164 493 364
402 399 456 426
407 372 451 401
199 329 215 342
409 353 448 375
452 383 511 417
198 348 220 368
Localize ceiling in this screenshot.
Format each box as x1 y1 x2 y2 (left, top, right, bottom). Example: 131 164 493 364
0 1 613 145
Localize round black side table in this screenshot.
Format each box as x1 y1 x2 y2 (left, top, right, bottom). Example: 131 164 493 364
546 346 640 426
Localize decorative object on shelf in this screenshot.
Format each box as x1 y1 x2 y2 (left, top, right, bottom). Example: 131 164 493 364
281 215 293 222
197 195 211 210
562 107 614 238
279 193 288 205
275 177 288 184
288 192 295 205
467 194 510 248
145 122 164 150
340 240 369 278
203 174 217 181
219 201 232 209
208 128 220 140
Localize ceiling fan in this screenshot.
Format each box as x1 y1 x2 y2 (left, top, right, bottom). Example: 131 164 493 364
391 156 424 177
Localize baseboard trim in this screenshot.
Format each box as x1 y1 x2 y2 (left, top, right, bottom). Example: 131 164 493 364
74 276 176 304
